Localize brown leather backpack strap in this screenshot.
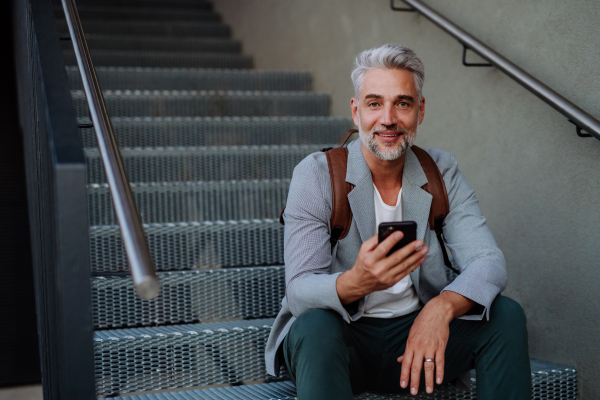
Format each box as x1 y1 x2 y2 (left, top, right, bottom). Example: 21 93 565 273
340 129 359 147
279 206 286 225
411 145 459 274
411 146 450 229
325 147 353 245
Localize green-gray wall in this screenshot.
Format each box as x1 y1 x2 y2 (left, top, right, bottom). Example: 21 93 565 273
214 1 600 398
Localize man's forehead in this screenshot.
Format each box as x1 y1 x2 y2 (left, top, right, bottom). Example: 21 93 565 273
360 68 416 98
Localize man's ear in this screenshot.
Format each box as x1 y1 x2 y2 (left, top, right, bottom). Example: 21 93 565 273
418 96 425 125
351 97 359 127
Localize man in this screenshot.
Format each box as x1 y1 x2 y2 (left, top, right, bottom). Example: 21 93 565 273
265 43 530 399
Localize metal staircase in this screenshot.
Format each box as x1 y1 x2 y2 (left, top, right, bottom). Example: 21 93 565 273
55 0 577 398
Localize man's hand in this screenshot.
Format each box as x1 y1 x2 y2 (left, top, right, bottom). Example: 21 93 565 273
397 291 476 395
336 232 428 305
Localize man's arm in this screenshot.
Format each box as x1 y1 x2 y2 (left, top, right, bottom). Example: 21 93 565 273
398 291 475 395
438 152 507 319
336 233 429 305
284 152 388 321
398 150 507 395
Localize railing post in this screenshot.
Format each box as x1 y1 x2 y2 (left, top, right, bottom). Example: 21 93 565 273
13 0 96 398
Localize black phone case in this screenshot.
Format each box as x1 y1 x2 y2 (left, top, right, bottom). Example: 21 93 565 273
378 221 417 256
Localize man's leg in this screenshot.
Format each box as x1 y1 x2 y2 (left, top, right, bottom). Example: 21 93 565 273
376 296 531 399
445 295 532 399
282 309 369 400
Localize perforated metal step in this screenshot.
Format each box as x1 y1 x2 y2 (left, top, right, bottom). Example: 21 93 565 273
80 115 350 148
88 179 290 225
90 219 284 272
107 381 297 400
96 326 576 399
73 90 329 118
73 0 213 10
63 50 252 69
92 266 285 328
62 35 241 53
104 362 578 399
85 144 325 183
93 319 277 396
68 67 312 92
54 6 221 21
56 20 231 37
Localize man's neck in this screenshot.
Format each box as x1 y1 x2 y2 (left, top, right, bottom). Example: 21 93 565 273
361 143 405 206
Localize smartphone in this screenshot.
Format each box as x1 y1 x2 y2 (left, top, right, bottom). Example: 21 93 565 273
378 221 417 257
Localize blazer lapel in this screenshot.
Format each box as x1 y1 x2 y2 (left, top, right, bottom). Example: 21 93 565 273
345 140 376 242
343 143 432 245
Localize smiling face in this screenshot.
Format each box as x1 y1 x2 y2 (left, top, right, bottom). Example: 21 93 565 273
351 68 425 161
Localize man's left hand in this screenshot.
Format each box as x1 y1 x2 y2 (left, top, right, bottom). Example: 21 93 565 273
397 291 476 395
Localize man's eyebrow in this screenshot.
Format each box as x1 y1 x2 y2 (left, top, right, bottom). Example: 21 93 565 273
362 94 415 102
396 95 414 102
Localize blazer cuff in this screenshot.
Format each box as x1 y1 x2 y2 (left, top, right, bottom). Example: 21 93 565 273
441 258 505 321
287 272 365 322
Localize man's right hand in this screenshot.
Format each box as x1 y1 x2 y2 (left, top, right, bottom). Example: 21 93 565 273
336 232 428 305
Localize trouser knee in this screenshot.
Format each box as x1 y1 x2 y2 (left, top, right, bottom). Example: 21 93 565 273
488 295 528 347
286 309 347 359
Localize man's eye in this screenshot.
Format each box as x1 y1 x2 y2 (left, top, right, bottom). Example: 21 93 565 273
399 102 408 107
368 102 379 107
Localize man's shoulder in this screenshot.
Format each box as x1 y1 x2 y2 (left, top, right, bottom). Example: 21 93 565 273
292 150 330 184
417 147 459 175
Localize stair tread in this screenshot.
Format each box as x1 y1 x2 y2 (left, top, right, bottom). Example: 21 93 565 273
89 218 285 272
94 318 276 340
88 178 291 225
68 66 313 91
101 362 577 399
85 144 328 184
63 50 253 69
54 6 221 21
92 266 285 328
73 89 330 117
72 0 213 9
56 20 231 37
63 34 241 53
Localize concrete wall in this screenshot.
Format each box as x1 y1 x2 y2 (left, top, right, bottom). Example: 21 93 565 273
214 0 600 397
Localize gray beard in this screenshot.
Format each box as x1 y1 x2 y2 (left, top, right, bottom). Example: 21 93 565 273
357 116 417 161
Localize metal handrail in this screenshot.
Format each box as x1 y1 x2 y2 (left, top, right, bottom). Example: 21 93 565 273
393 0 600 141
61 0 161 300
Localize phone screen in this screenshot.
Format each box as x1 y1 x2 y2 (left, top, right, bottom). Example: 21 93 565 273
378 221 417 256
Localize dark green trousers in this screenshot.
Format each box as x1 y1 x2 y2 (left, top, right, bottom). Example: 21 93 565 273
283 295 531 400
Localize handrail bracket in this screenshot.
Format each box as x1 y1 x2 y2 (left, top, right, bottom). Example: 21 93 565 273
391 0 416 12
462 45 493 67
568 119 593 138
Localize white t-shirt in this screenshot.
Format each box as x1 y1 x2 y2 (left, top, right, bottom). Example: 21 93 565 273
362 185 422 318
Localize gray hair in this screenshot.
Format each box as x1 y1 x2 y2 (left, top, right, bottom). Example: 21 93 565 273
351 43 425 100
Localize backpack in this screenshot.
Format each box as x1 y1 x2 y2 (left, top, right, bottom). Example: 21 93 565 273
280 129 459 275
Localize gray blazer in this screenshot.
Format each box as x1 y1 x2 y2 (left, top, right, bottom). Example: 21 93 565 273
265 139 507 376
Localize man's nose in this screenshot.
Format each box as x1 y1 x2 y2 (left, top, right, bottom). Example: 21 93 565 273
379 104 398 126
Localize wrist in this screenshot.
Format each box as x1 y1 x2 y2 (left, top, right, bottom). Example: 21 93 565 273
426 294 456 324
336 269 366 305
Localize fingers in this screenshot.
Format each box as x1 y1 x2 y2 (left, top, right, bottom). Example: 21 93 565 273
389 244 428 279
361 234 380 252
373 231 405 259
435 349 445 386
423 355 435 394
399 350 412 390
410 354 423 395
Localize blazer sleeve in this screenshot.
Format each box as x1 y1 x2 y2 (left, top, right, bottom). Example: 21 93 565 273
436 153 507 320
282 153 359 323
